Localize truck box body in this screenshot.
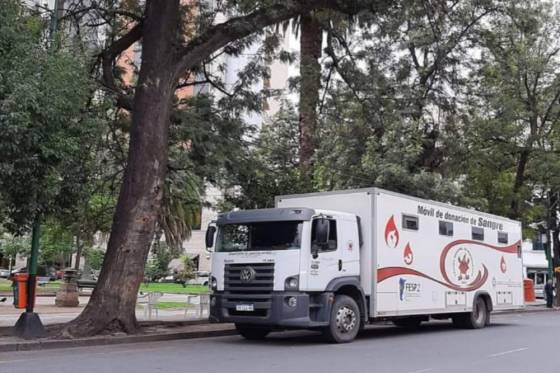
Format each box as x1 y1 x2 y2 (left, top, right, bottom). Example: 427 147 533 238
276 188 524 318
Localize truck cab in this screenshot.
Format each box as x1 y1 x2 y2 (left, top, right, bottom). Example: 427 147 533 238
207 207 364 342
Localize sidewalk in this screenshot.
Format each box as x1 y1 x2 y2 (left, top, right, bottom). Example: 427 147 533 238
0 294 209 327
0 321 237 352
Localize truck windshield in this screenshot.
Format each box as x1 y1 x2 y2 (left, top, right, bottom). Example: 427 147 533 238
216 221 303 252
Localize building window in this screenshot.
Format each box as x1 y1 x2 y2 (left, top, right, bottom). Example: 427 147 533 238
498 232 508 244
472 227 484 241
439 221 453 236
536 272 545 285
532 234 546 251
402 215 419 231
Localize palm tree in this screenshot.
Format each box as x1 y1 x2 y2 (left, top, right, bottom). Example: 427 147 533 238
298 13 323 181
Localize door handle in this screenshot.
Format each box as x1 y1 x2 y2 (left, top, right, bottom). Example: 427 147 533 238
338 259 343 271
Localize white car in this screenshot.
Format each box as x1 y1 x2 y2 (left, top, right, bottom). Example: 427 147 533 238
186 271 210 286
0 269 10 278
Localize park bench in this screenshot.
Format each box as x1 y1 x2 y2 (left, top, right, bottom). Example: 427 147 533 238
37 276 51 287
77 279 97 291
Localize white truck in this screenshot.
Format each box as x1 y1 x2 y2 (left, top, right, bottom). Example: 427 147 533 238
206 188 524 343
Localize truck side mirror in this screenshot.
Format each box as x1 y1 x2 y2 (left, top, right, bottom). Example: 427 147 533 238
315 219 330 244
205 225 216 250
312 218 330 259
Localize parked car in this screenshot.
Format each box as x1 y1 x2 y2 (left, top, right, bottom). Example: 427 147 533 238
0 268 10 278
186 271 210 286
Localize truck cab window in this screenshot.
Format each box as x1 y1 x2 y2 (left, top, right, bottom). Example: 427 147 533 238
216 222 303 252
312 219 338 252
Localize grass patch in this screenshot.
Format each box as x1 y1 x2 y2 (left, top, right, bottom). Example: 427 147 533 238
139 282 209 294
0 279 209 295
155 301 186 310
0 279 61 293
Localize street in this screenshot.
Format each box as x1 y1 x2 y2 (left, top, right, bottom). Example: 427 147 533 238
0 311 555 373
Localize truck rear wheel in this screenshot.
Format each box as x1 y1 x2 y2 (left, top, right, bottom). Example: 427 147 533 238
322 295 361 343
235 324 271 340
452 297 488 329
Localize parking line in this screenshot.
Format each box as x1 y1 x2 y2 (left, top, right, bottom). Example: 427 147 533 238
488 347 528 358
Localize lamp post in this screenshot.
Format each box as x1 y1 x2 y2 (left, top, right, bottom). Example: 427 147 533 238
542 231 554 281
14 218 46 339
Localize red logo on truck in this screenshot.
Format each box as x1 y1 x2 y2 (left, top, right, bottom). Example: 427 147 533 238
403 243 414 265
500 256 507 273
384 215 399 248
457 253 471 280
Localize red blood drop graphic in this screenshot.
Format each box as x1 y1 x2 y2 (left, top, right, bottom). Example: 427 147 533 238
403 243 413 265
384 215 399 248
500 256 507 273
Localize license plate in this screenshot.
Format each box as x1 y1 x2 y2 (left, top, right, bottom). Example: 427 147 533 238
235 304 254 312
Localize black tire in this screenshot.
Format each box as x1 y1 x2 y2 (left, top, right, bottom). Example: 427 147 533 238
451 314 466 328
452 297 488 329
235 324 271 340
392 317 422 329
322 295 361 343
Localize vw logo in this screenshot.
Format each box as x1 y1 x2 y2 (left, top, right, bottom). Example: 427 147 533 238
239 267 256 282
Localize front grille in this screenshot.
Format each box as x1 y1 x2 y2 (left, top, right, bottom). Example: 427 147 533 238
223 263 274 312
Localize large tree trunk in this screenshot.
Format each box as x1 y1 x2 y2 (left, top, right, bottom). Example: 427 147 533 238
63 0 181 337
510 147 531 219
553 229 560 307
298 13 323 180
548 192 560 307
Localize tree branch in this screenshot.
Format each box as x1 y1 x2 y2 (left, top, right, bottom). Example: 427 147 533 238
173 0 388 79
101 23 144 111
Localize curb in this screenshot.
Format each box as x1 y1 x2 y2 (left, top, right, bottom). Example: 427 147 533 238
0 324 237 352
495 306 557 315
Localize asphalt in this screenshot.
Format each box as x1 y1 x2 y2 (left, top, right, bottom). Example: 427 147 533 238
0 311 556 373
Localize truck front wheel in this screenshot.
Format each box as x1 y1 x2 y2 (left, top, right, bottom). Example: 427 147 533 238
322 295 361 343
235 324 271 340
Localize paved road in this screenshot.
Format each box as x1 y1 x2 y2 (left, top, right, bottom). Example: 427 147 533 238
0 312 556 373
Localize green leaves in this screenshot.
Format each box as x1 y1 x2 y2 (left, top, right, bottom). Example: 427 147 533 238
0 0 95 234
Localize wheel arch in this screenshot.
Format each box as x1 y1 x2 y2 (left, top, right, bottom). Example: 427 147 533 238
473 291 493 312
326 277 367 323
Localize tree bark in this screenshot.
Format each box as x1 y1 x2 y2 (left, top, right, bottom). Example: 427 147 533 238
547 192 560 307
63 0 181 337
298 13 323 180
510 146 532 219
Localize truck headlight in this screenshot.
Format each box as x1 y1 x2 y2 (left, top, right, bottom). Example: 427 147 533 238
211 276 218 291
284 276 299 291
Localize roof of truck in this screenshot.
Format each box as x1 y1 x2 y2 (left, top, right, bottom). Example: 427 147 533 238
216 207 315 225
276 187 521 226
